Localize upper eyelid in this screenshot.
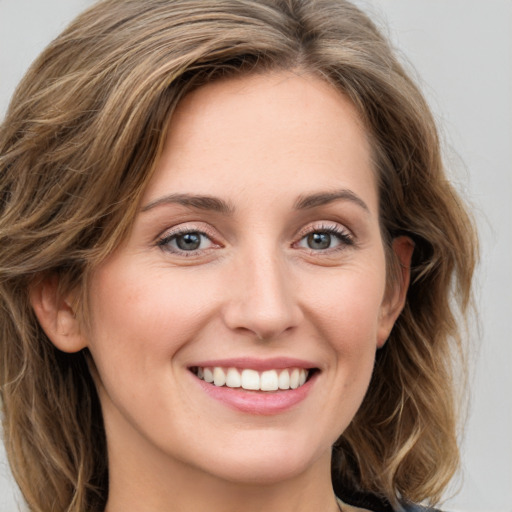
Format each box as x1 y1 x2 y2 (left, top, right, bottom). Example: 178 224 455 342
157 222 218 240
295 220 353 238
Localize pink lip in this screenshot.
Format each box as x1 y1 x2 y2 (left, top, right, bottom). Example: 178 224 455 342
189 357 317 371
189 366 319 416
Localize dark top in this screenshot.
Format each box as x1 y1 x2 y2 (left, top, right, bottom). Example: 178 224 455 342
336 489 441 512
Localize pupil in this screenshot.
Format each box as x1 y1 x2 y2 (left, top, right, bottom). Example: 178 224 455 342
308 232 331 250
177 233 201 251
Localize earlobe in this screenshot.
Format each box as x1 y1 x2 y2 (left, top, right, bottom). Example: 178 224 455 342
29 274 87 353
377 236 414 348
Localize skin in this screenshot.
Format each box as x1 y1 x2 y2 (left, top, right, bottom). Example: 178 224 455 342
32 71 412 512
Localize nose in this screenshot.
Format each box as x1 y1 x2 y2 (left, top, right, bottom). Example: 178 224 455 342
222 249 303 340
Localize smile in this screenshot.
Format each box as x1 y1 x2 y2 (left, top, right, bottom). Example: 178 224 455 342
191 366 310 391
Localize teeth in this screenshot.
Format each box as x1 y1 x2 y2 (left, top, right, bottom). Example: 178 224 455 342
203 367 214 383
194 367 310 391
241 369 260 390
278 369 290 390
260 370 279 391
290 368 300 389
213 367 226 387
225 367 241 388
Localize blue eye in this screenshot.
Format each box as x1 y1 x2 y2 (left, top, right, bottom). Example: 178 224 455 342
306 232 333 250
158 230 214 253
298 226 353 251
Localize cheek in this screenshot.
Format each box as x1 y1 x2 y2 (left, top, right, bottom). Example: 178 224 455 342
86 261 219 369
304 267 386 350
300 264 386 417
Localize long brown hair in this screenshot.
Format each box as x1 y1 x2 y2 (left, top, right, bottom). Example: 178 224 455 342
0 1 477 510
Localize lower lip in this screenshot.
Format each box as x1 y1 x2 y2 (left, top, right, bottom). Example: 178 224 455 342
193 372 318 415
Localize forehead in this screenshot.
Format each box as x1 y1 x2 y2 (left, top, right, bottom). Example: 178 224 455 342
143 71 377 215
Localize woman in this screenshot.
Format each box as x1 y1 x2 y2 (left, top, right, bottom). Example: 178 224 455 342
0 1 477 511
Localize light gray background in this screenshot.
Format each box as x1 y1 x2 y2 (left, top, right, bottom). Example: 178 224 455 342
0 1 510 511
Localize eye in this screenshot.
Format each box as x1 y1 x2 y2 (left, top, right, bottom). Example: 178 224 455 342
157 229 215 254
296 225 353 251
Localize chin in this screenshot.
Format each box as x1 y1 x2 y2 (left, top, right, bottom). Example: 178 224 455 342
211 455 313 486
195 433 329 486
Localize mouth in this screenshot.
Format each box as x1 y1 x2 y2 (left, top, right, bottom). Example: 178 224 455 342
189 366 319 392
188 359 320 414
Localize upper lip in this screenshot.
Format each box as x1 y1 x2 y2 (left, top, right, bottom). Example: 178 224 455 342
188 357 318 371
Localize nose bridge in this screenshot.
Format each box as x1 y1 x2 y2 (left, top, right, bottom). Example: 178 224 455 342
223 241 302 339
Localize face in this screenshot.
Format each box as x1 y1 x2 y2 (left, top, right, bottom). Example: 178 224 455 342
82 72 405 486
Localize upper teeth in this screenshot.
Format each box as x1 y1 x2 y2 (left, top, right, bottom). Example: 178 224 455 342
196 367 309 391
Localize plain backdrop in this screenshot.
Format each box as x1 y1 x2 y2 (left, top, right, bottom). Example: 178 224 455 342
1 1 511 511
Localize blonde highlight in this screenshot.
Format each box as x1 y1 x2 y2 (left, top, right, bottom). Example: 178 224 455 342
0 1 477 510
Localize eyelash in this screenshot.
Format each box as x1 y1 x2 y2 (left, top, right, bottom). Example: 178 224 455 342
294 223 354 253
156 226 219 256
156 222 354 256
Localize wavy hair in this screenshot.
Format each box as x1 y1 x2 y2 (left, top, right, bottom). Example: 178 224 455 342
0 1 477 510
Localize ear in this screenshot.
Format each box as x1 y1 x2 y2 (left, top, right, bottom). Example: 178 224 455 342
29 274 87 353
377 236 414 348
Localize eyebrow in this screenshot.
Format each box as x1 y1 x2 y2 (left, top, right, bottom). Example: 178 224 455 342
141 189 369 215
141 193 235 214
294 189 370 213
